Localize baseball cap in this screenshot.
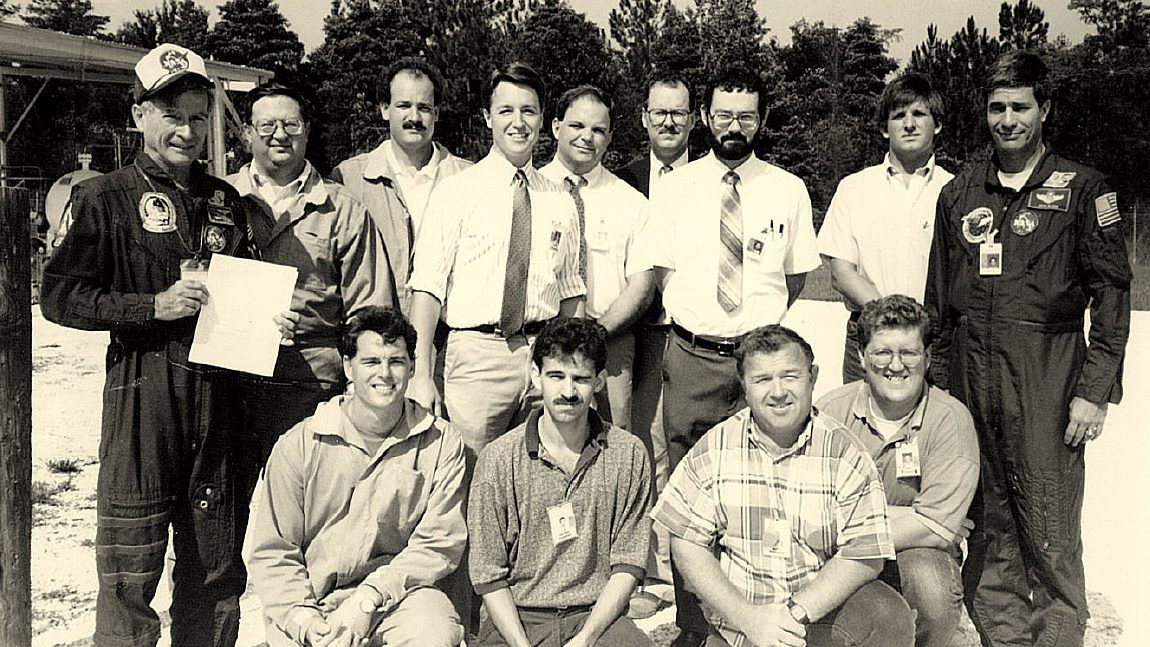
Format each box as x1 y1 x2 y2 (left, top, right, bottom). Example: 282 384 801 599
133 43 212 103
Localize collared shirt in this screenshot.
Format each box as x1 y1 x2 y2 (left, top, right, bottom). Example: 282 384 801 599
468 409 652 609
647 152 821 337
652 407 893 647
409 150 586 328
816 382 980 544
647 148 689 199
817 153 953 306
331 141 472 316
539 160 652 318
228 163 397 383
249 161 312 219
384 139 442 230
248 396 467 644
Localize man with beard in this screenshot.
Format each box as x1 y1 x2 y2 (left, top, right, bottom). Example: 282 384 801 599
468 318 653 647
644 65 821 647
926 51 1130 647
333 57 471 316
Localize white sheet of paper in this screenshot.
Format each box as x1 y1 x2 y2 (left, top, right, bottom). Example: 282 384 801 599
189 255 297 377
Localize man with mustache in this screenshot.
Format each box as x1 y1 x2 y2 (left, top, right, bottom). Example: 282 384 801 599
925 51 1131 647
643 65 821 647
653 325 914 647
468 318 654 647
817 73 953 383
333 57 471 316
615 73 699 620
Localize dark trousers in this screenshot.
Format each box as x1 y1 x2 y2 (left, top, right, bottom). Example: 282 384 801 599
477 607 653 647
239 376 340 471
662 333 746 635
952 321 1089 647
94 345 249 647
841 313 865 385
704 581 915 647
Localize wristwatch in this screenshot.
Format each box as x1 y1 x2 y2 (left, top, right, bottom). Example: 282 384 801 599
785 598 810 624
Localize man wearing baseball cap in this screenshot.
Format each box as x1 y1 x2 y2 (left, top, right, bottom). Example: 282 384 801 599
41 43 296 647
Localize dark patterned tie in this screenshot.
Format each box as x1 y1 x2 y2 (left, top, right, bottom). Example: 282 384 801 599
717 170 743 313
564 175 589 282
499 169 532 335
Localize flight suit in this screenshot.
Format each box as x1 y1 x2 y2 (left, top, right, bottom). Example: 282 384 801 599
925 150 1130 647
41 154 259 647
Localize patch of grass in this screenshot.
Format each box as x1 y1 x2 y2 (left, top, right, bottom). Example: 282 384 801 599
31 478 75 506
46 458 82 474
799 264 841 302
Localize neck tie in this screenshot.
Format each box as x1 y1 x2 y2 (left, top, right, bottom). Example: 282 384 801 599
717 170 743 313
500 169 532 336
659 164 673 177
564 175 589 282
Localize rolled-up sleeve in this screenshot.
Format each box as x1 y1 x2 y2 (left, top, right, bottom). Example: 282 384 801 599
610 440 653 581
407 183 460 302
467 444 516 595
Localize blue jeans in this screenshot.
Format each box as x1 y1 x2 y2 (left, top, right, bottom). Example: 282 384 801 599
897 548 964 647
704 580 915 647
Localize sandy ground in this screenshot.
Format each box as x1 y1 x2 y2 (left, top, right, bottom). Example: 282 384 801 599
28 301 1144 646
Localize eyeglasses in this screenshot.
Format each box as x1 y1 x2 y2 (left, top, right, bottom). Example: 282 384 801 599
252 119 305 136
645 108 692 125
709 112 759 129
866 349 925 368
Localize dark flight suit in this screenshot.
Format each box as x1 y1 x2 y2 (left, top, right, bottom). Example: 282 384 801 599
925 150 1130 647
41 154 259 647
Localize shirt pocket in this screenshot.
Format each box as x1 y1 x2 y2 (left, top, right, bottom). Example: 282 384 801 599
456 224 495 270
296 230 334 288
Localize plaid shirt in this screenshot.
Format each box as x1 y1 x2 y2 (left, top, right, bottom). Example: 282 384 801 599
651 407 893 647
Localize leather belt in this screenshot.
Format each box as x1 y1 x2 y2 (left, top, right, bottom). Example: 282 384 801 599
454 320 549 338
671 323 746 357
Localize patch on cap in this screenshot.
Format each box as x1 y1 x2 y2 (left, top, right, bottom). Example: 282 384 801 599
135 43 210 101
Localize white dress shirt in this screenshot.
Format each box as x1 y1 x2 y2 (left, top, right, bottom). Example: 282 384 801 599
817 153 954 305
249 161 312 219
385 139 442 231
647 152 820 337
409 150 586 328
647 149 689 199
539 160 651 319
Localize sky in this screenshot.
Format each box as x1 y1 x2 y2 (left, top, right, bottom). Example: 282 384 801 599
90 0 1094 66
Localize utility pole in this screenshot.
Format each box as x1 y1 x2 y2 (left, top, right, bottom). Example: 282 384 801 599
0 184 33 647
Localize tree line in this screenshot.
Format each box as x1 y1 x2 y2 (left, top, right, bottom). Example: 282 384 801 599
3 0 1149 226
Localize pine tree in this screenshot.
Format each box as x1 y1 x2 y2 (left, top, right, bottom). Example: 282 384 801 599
22 0 108 35
998 0 1049 50
115 0 210 51
204 0 304 77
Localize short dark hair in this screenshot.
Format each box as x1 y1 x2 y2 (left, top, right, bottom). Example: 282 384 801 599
646 71 694 110
243 81 313 124
857 294 933 350
487 62 546 109
339 306 418 360
876 72 945 129
735 325 815 378
554 84 613 129
985 50 1051 106
380 57 444 105
531 318 608 373
133 75 211 106
703 65 768 118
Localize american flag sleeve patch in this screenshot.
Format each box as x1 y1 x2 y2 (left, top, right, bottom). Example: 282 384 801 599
1095 192 1121 228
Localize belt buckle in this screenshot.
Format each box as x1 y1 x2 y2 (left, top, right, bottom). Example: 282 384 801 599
715 340 736 357
493 323 505 338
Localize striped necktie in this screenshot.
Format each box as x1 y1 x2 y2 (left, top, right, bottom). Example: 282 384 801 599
564 175 588 282
717 170 743 313
499 169 531 335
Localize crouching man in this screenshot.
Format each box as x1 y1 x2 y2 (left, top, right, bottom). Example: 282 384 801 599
817 295 979 647
247 306 467 647
653 325 915 647
468 318 655 647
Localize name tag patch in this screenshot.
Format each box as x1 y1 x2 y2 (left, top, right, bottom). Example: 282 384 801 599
1027 188 1070 212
